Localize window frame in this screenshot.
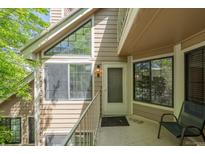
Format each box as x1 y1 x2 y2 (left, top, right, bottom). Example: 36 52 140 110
44 62 93 102
42 18 93 58
185 47 205 104
133 56 174 108
0 117 22 144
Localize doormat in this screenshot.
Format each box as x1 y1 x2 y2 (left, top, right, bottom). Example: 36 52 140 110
101 116 129 127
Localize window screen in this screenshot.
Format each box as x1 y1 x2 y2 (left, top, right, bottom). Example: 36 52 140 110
28 117 35 144
186 47 205 104
108 68 123 103
0 117 21 144
44 20 91 56
45 134 67 146
134 57 173 107
45 63 68 101
45 63 92 101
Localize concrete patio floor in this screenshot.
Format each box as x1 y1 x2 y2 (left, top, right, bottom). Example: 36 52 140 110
96 115 198 146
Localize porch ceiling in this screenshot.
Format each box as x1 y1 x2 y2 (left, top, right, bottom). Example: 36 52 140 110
119 8 205 56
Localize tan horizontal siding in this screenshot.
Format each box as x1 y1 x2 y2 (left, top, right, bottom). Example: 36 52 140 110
94 33 117 38
133 103 173 122
95 38 117 43
50 8 63 24
94 24 117 30
95 15 118 20
94 19 118 25
93 51 119 57
94 29 117 35
94 47 117 52
40 109 83 114
95 11 118 16
40 102 88 140
40 114 80 119
41 123 75 128
40 104 87 110
93 8 127 96
41 118 78 124
94 42 118 48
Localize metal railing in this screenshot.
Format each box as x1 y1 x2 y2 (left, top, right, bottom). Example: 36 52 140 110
117 8 129 43
63 91 101 146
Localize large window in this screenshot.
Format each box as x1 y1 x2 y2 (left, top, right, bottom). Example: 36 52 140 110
44 20 92 56
185 47 205 104
134 57 173 107
45 63 92 101
0 117 21 144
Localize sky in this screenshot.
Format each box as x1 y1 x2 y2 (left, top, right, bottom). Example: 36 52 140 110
41 12 50 22
36 9 50 23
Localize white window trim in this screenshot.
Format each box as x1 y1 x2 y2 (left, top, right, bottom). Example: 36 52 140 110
41 17 93 59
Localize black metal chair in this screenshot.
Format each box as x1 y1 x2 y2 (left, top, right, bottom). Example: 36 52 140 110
157 101 205 145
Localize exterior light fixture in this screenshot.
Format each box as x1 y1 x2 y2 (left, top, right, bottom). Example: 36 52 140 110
95 65 102 77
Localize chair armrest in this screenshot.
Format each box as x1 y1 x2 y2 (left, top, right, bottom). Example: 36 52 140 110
160 113 178 123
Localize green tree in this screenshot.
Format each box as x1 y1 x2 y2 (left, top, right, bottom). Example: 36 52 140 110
0 8 49 101
0 9 49 144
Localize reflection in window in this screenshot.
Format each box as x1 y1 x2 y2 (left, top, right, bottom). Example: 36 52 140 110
134 61 151 102
134 57 173 107
44 20 91 56
70 64 92 100
151 58 173 106
0 117 21 144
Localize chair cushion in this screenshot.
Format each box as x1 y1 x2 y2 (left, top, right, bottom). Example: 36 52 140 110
161 122 201 138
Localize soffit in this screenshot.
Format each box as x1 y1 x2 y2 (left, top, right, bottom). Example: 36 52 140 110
120 8 205 56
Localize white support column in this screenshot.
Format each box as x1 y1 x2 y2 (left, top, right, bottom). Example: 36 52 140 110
174 43 185 117
127 56 133 115
34 53 41 146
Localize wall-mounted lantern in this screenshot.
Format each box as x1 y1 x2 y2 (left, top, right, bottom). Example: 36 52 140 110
95 65 102 77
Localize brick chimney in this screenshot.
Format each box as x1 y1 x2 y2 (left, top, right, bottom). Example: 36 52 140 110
50 8 77 24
